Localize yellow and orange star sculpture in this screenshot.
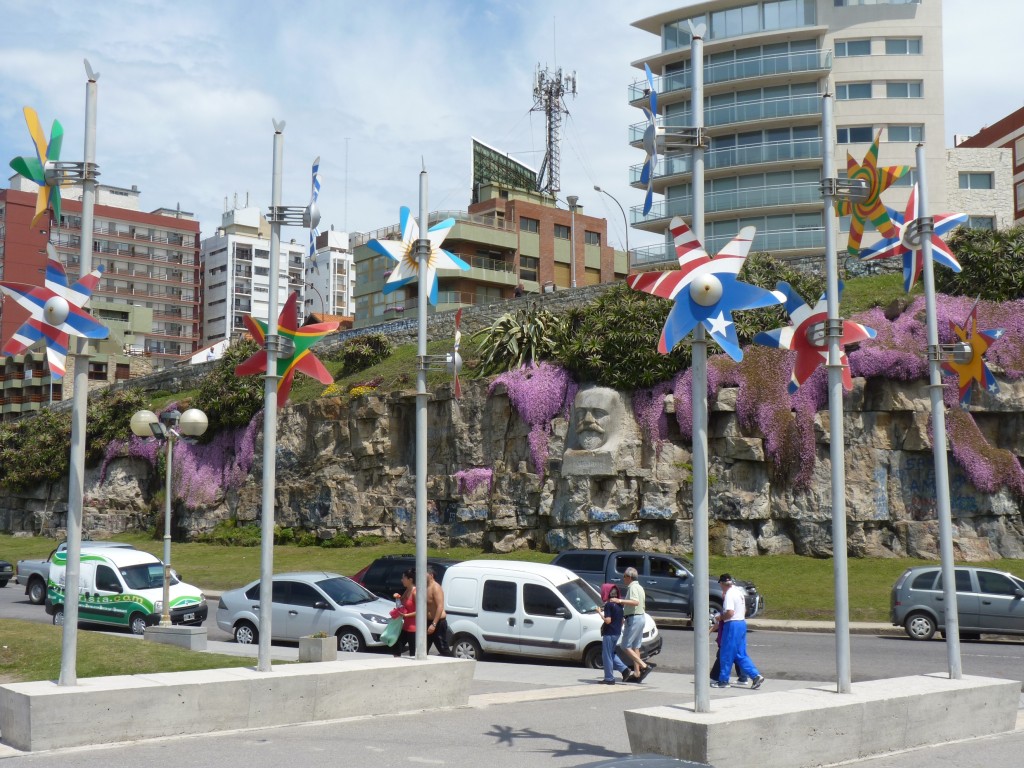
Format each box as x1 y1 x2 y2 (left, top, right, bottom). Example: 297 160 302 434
836 131 911 257
941 305 1004 404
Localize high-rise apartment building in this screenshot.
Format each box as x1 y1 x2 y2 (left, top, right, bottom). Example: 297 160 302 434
304 229 355 319
629 0 947 269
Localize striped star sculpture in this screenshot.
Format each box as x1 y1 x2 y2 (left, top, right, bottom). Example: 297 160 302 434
0 245 108 378
857 184 966 292
753 281 876 393
628 217 783 361
235 291 338 406
8 107 65 227
368 206 469 305
941 305 1004 404
837 130 911 258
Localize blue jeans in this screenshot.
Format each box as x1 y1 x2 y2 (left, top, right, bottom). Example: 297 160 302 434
717 620 759 684
602 634 629 681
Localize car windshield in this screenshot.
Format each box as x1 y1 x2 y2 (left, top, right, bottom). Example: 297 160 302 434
120 564 177 590
317 576 377 606
558 578 601 614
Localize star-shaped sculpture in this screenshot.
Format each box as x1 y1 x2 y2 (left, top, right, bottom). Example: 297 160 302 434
858 184 966 292
9 107 65 227
753 281 876 393
836 130 910 257
0 245 108 378
367 206 469 305
234 291 339 406
940 305 1004 404
628 217 784 361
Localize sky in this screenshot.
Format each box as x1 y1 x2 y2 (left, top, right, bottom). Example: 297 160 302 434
0 0 1019 255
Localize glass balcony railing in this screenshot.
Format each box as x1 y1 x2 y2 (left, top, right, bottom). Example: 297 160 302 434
629 94 823 142
631 227 826 269
631 182 822 224
630 138 822 183
628 50 831 102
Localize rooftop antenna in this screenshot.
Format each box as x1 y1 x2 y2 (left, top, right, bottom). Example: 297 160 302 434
531 63 577 196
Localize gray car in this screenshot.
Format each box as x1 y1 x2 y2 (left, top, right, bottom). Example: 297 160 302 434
890 565 1024 641
216 572 394 652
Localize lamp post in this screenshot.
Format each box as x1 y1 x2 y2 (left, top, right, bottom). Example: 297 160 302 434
566 195 579 288
593 185 629 257
131 407 208 626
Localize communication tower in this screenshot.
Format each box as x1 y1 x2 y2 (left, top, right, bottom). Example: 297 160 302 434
531 65 577 196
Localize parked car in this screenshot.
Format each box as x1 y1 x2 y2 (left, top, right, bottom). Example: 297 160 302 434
891 565 1024 641
0 559 12 588
216 572 395 652
443 559 662 668
550 549 763 626
352 555 459 599
17 540 136 605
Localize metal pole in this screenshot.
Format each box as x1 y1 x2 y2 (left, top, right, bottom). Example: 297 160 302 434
414 166 429 660
917 142 962 679
59 61 98 687
160 433 174 626
822 93 852 693
569 201 577 288
689 26 711 714
594 186 629 258
257 121 285 673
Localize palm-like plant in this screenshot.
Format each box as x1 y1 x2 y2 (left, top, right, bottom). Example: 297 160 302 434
471 304 565 376
938 224 1024 301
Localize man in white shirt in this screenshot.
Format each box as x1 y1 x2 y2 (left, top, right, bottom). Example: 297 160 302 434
712 573 764 689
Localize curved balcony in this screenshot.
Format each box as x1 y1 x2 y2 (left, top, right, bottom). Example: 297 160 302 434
630 138 823 185
629 93 822 143
631 182 822 225
629 49 831 103
630 227 825 271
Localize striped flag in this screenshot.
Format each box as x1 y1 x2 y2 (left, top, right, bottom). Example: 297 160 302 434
309 157 321 273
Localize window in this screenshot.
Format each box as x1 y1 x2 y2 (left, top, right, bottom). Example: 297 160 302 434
282 582 324 607
836 82 871 100
968 216 995 230
96 566 121 593
935 569 974 592
885 37 921 55
959 172 994 190
523 584 565 617
482 580 516 613
837 126 874 144
519 255 539 283
891 169 918 188
554 224 571 239
910 570 938 590
584 230 600 246
1015 137 1024 168
835 39 870 57
888 125 924 143
519 217 539 233
977 571 1021 596
1016 182 1024 211
886 81 922 98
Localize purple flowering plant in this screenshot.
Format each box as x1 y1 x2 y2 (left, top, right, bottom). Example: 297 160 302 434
454 467 494 496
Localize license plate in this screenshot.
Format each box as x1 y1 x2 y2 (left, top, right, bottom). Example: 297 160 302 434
183 613 195 622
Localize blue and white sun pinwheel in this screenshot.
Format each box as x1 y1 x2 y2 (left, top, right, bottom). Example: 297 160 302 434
308 157 321 273
367 206 469 305
0 244 108 378
639 64 661 217
628 217 784 361
858 184 966 293
754 282 876 393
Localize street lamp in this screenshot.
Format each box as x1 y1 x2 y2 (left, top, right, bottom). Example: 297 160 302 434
593 185 629 258
130 407 208 626
566 195 579 288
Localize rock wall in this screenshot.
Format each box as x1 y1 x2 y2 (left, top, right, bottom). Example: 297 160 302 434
3 370 1023 561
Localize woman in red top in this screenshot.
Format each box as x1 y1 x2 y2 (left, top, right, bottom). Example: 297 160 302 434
390 569 417 657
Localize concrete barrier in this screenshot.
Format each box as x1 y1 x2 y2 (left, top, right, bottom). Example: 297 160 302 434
624 673 1021 768
0 656 472 752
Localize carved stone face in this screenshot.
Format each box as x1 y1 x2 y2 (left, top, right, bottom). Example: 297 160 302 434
573 387 622 451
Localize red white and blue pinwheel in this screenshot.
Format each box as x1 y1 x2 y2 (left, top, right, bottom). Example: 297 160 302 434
639 64 660 217
0 244 108 378
941 304 1003 404
628 217 783 361
858 184 966 293
753 282 876 393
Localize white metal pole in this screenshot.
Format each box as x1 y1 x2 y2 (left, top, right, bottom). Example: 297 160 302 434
917 142 962 679
415 166 429 660
160 433 174 626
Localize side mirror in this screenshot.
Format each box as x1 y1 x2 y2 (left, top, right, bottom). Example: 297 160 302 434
314 600 333 610
1014 588 1024 599
554 606 569 619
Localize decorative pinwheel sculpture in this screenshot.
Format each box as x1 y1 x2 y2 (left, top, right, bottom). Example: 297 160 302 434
836 131 911 258
0 245 108 378
367 206 469 305
628 217 783 361
447 308 463 399
858 184 966 293
941 304 1004 404
8 107 65 227
308 157 321 273
639 63 660 217
753 281 876 393
234 291 339 406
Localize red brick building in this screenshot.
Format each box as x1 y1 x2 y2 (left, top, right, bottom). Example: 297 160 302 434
957 105 1024 225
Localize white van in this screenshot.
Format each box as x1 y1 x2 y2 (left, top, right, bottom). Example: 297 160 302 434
45 548 208 635
443 560 662 667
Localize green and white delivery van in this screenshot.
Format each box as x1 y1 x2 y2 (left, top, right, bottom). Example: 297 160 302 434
45 548 208 634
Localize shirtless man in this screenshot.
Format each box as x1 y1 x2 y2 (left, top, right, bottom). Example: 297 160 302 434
425 567 451 656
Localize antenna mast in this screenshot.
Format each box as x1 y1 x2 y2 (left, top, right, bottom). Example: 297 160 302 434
531 64 577 196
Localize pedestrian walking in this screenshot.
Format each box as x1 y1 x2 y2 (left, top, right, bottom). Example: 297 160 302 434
599 583 632 684
425 567 451 656
611 567 654 682
712 573 764 689
390 569 417 657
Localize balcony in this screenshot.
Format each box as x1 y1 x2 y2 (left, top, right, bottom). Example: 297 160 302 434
631 181 822 225
630 137 822 184
351 209 516 248
631 226 825 271
629 94 822 143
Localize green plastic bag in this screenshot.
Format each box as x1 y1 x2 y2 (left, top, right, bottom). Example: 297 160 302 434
381 617 403 647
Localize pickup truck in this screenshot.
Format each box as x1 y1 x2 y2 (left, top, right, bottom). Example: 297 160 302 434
0 559 12 588
550 549 764 626
16 541 135 605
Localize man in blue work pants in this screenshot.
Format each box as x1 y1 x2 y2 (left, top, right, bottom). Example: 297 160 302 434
713 573 765 690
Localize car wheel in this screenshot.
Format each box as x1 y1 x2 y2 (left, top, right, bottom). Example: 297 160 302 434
129 613 148 636
0 578 8 588
234 621 258 645
583 643 603 669
52 606 64 627
28 578 47 605
336 626 365 653
904 612 936 641
451 634 482 661
708 601 723 628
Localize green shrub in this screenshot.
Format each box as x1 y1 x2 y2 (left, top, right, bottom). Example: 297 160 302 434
296 531 319 547
195 520 261 547
194 339 264 436
321 532 355 548
472 304 565 376
331 334 393 379
274 525 296 545
936 224 1024 300
0 408 72 492
355 534 384 547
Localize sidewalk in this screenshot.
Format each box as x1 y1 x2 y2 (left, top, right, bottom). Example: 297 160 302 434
653 614 901 636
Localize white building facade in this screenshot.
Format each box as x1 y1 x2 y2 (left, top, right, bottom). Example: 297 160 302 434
304 229 355 318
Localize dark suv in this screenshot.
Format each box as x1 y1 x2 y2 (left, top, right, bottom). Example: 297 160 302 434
352 555 459 599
